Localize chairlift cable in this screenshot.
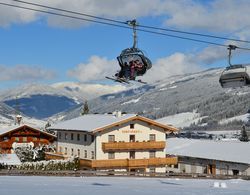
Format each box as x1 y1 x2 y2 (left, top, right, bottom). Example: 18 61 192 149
12 0 250 44
12 0 127 25
1 1 250 51
137 24 250 44
0 2 131 29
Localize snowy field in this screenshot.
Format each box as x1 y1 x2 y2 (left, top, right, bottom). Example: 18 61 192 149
0 176 250 195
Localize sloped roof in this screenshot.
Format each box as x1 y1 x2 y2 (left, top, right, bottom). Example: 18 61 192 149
0 153 21 165
166 138 250 164
0 124 56 138
50 114 178 133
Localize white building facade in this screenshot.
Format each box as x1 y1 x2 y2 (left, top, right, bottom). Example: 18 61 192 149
49 113 178 173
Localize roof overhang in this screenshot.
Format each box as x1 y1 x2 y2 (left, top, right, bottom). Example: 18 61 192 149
93 115 179 133
0 124 56 138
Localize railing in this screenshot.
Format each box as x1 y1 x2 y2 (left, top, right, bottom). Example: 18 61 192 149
102 141 166 151
80 157 178 169
45 153 177 169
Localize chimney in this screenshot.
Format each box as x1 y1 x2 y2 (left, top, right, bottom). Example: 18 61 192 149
113 111 122 118
16 115 23 125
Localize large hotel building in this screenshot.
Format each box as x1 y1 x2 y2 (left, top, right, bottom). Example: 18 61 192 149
49 113 178 173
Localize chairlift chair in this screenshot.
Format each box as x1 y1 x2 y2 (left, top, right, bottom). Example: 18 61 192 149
219 45 250 88
109 19 152 83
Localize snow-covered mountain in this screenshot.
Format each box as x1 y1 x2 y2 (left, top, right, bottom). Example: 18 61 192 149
0 102 46 128
0 84 79 119
0 82 126 120
51 82 126 101
53 68 250 129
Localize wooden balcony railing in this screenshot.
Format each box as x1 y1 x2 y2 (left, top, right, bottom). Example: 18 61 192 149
102 141 166 151
80 157 178 169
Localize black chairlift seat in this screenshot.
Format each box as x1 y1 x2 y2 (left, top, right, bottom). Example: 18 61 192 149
219 64 250 88
117 47 152 76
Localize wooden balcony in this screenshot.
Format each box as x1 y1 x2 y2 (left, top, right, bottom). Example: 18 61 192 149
80 157 178 169
102 141 166 151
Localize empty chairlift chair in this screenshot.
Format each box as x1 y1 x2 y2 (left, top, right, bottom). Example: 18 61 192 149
219 45 250 88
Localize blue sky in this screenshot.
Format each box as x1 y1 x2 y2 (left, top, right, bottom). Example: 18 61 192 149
0 0 250 91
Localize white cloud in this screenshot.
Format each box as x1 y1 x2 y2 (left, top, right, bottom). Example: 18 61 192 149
160 0 250 33
67 56 118 82
0 0 248 32
68 47 227 84
143 52 203 82
1 0 250 43
196 46 227 65
0 0 38 27
0 0 161 28
0 64 55 81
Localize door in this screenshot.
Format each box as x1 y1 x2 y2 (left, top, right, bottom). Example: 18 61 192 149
130 135 135 142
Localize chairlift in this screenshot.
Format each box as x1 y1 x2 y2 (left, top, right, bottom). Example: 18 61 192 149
107 20 152 84
219 45 250 88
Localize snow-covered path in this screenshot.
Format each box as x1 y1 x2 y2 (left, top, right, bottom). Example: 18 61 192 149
0 176 249 195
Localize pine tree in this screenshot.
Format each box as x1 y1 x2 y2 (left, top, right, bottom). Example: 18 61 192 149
240 125 249 142
81 100 89 115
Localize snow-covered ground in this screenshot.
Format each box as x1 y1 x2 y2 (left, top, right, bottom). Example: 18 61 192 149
0 176 249 195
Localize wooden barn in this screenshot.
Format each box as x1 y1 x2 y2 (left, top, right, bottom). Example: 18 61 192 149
0 124 56 153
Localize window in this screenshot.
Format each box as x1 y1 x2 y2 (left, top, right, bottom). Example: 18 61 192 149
91 135 95 142
71 148 74 156
84 150 87 158
129 135 135 142
77 134 80 141
108 135 115 142
3 136 8 141
174 164 179 169
77 149 80 157
84 134 87 142
59 147 62 153
130 124 134 129
149 151 156 158
58 132 61 139
15 137 19 142
23 137 27 142
108 152 115 159
71 133 74 140
65 133 68 140
91 151 95 159
129 151 135 159
149 134 156 141
65 147 67 155
149 168 155 173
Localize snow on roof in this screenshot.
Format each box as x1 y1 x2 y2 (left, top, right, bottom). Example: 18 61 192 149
50 114 137 132
0 124 56 137
0 124 27 135
166 138 250 164
0 153 21 166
